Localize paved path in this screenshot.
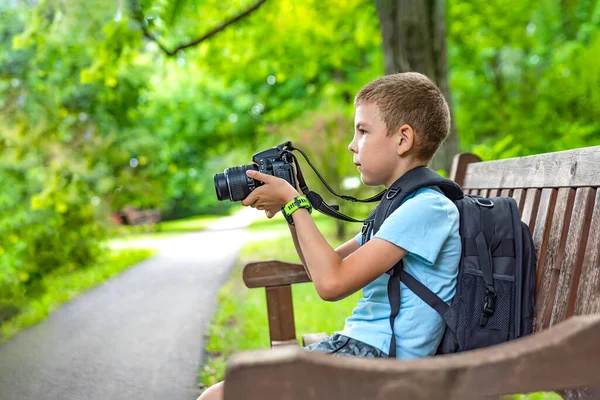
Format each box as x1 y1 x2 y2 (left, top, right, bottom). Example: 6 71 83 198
0 208 276 400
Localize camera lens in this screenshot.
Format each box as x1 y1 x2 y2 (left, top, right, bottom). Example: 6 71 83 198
213 164 258 202
214 173 229 201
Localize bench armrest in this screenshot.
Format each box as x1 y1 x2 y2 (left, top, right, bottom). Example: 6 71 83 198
243 260 311 288
223 314 600 400
242 260 312 346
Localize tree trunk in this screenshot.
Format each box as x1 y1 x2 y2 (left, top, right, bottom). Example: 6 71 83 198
375 0 459 174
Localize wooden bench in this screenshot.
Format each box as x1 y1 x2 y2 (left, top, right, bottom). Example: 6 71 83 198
224 146 600 399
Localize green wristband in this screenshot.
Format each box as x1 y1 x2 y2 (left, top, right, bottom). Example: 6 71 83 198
282 196 312 226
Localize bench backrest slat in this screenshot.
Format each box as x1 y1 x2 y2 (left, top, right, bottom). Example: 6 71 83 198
531 188 557 317
520 189 541 229
551 187 597 325
511 188 526 214
535 188 576 331
574 189 600 316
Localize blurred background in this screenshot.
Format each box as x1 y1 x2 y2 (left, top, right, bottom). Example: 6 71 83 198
0 0 599 343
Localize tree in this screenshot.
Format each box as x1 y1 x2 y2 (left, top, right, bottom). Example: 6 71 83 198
127 0 268 56
375 0 459 173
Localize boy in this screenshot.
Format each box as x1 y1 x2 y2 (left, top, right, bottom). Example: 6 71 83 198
199 72 461 400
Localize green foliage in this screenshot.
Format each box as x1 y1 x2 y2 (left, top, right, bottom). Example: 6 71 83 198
0 3 153 308
449 0 600 160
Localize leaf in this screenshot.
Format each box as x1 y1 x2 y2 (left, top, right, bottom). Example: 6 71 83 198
166 0 188 27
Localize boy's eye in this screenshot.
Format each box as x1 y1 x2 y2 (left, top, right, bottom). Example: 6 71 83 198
359 129 367 134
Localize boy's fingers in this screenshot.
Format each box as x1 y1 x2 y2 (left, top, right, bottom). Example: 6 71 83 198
291 164 302 191
246 170 271 183
241 192 256 207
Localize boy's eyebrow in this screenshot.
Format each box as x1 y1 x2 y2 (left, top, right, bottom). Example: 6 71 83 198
355 122 371 129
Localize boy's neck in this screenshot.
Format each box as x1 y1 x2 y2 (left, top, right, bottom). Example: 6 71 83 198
385 158 428 188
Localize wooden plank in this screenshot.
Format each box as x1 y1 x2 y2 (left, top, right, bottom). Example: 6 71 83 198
302 332 329 347
265 286 297 345
224 315 600 400
531 189 556 298
512 188 526 216
462 146 600 189
500 189 513 197
271 339 299 348
550 188 596 325
449 153 482 187
521 189 541 231
243 261 310 288
535 188 576 331
489 189 499 198
574 189 600 316
479 189 489 198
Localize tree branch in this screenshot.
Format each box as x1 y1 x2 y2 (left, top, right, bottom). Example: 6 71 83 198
129 0 268 56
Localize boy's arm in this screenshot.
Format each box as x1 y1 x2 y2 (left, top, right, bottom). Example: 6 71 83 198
289 225 361 281
291 208 407 301
288 225 311 280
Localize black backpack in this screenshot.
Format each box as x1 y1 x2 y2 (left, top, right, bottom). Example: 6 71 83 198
361 167 536 358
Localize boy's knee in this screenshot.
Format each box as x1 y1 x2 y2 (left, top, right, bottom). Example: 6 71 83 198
197 381 224 400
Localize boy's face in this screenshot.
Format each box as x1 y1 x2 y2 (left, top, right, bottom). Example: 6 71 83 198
348 102 403 187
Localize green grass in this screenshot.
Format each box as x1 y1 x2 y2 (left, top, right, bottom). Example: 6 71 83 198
199 216 562 399
0 248 156 345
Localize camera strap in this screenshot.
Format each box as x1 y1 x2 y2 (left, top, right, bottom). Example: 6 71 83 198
276 142 384 224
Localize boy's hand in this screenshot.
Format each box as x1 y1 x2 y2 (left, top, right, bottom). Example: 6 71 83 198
241 170 299 218
292 162 303 192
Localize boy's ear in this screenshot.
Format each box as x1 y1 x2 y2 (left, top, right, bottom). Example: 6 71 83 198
396 124 415 156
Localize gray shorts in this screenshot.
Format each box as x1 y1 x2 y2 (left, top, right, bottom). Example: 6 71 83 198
304 333 387 358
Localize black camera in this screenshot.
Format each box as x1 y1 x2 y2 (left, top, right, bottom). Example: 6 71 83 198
214 145 296 202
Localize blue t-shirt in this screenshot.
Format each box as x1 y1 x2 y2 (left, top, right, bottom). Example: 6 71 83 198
338 187 461 359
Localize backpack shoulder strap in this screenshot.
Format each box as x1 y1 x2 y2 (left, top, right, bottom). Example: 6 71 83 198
372 166 463 236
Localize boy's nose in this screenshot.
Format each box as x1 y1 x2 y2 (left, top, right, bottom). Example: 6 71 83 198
348 139 356 153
